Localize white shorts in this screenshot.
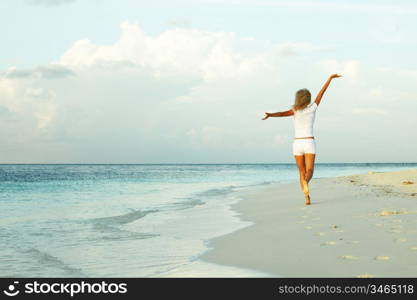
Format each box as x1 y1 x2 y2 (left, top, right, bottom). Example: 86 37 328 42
293 139 316 156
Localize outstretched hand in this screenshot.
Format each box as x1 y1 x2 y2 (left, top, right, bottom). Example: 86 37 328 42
330 73 342 79
262 113 270 120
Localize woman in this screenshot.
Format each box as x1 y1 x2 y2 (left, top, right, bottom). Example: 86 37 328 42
262 73 342 205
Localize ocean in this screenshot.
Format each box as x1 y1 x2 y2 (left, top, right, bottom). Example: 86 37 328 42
1 163 416 277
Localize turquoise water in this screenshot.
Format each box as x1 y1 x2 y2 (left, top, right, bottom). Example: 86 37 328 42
0 163 416 277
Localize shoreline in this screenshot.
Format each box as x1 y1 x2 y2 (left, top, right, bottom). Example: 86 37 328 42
200 169 417 277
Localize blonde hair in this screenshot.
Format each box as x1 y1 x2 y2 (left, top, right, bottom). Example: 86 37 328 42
292 89 311 111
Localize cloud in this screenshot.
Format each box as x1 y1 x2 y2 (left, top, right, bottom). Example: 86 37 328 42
58 22 271 82
277 42 333 57
0 79 57 129
352 108 388 116
318 59 360 83
1 64 75 79
0 77 59 163
28 0 76 6
166 19 192 28
187 126 226 148
0 105 13 118
1 21 416 163
195 0 417 15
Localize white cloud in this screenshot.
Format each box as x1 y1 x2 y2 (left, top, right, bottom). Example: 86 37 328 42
187 126 226 148
29 0 76 6
318 59 360 83
194 0 417 15
277 42 333 57
59 22 270 82
1 21 416 162
0 80 57 130
352 108 388 116
166 19 192 28
368 87 383 98
1 64 75 79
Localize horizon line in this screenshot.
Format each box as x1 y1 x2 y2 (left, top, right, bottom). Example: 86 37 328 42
1 162 417 165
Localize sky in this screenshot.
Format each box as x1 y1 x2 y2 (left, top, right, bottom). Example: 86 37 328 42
1 0 416 163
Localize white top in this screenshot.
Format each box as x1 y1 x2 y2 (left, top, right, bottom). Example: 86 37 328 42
293 102 317 138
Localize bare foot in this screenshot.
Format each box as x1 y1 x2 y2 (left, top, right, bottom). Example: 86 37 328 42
305 194 311 205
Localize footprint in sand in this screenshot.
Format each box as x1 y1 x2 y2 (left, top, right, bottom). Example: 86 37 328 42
356 274 374 278
329 225 344 233
321 241 336 246
379 210 404 216
339 255 358 260
374 256 390 261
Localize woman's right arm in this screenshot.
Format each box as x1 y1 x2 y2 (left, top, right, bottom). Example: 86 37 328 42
314 73 342 106
262 110 294 120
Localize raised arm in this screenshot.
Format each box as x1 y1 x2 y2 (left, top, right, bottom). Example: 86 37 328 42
262 109 294 120
314 73 342 106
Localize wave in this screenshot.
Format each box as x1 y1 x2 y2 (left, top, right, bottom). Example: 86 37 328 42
194 186 237 198
165 185 239 211
91 222 159 241
25 248 84 276
88 209 160 242
91 208 158 226
167 183 272 211
100 232 158 241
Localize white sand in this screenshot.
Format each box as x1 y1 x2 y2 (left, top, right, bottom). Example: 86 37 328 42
201 169 417 277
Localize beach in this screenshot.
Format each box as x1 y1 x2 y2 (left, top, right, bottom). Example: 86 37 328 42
201 169 417 277
2 164 417 277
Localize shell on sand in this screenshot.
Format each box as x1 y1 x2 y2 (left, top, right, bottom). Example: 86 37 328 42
321 241 336 246
339 255 358 260
356 274 374 278
379 210 403 216
374 256 390 261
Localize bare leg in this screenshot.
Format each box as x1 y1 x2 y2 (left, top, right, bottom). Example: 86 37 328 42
294 155 310 205
304 153 316 183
